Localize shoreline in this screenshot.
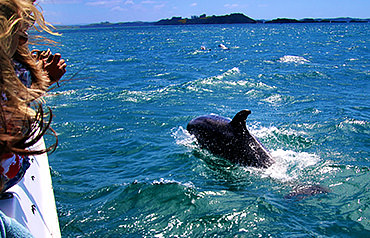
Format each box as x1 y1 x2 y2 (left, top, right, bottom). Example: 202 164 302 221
55 13 370 29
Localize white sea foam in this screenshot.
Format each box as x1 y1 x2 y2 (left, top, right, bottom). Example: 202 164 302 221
119 86 174 103
262 94 284 104
190 67 276 94
214 67 240 80
106 57 136 62
151 178 195 189
187 67 242 90
46 89 77 97
340 119 368 127
248 124 280 138
190 50 205 55
278 55 310 64
154 72 170 77
248 123 307 138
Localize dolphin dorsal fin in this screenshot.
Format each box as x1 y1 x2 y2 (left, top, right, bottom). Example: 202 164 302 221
230 110 251 129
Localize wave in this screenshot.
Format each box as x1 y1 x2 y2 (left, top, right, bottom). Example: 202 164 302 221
185 67 277 93
113 67 244 103
154 72 171 77
118 86 176 103
92 179 271 237
151 178 195 189
183 67 243 93
106 57 138 63
336 118 370 137
189 49 212 55
46 89 77 97
278 55 310 64
339 118 369 127
214 67 240 79
113 67 280 106
262 94 285 104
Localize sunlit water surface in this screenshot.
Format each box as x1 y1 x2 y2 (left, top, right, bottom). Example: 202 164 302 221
37 23 369 237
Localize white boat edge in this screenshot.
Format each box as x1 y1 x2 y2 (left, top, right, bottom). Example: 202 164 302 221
0 138 61 237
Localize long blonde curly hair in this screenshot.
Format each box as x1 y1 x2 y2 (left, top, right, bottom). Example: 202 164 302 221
0 0 58 156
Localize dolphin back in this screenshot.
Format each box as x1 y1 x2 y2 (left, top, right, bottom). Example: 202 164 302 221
187 110 274 168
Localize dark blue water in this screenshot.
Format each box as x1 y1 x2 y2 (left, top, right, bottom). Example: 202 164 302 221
39 24 369 237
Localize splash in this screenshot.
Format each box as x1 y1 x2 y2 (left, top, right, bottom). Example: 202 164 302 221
173 125 320 182
171 126 197 149
248 124 319 181
262 149 320 181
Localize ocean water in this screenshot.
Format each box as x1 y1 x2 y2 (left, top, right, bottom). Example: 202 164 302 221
39 24 369 237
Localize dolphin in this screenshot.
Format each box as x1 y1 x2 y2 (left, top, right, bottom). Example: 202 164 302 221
187 109 274 168
284 184 330 200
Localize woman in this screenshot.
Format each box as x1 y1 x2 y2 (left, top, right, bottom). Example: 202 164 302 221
0 1 59 236
0 0 58 194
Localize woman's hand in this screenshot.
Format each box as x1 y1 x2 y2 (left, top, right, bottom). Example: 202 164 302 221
33 49 67 86
43 53 67 85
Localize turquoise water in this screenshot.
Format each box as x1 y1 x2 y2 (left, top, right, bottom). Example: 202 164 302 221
40 24 368 237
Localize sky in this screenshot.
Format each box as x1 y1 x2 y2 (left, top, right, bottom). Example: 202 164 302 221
38 0 370 25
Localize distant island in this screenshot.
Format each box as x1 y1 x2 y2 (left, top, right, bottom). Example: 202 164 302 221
155 13 256 25
263 17 369 24
74 13 369 29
